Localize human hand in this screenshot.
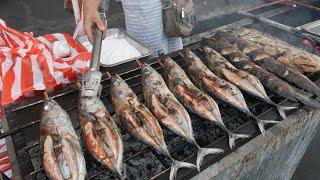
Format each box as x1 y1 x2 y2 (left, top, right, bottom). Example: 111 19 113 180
83 0 107 44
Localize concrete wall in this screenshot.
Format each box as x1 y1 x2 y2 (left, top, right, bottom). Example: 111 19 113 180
191 108 320 180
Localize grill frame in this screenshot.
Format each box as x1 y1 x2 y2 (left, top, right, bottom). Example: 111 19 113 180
2 1 320 179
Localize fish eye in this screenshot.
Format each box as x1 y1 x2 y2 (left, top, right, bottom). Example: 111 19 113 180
187 54 194 58
44 104 50 111
145 70 151 75
113 79 121 86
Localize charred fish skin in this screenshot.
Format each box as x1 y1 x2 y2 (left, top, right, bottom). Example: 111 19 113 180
141 63 194 142
78 70 124 178
215 31 320 97
110 74 196 180
231 28 320 74
141 63 223 170
206 36 320 109
41 97 86 180
202 46 295 119
162 56 249 148
182 49 279 135
181 49 250 115
202 46 268 100
162 56 222 122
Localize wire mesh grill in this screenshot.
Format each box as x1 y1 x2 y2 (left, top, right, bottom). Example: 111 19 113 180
3 1 320 179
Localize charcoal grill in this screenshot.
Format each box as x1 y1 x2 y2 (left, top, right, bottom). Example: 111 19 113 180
2 1 320 179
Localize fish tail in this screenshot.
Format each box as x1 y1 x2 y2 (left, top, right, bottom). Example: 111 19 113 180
169 160 197 180
116 170 125 180
247 112 279 135
255 118 279 136
277 105 297 119
228 132 250 149
196 147 224 171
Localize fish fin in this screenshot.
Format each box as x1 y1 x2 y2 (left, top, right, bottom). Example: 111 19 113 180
277 106 298 119
228 132 250 149
170 160 197 180
256 119 279 136
196 148 224 171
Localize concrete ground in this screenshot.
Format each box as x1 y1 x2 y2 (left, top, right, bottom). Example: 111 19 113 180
0 0 319 179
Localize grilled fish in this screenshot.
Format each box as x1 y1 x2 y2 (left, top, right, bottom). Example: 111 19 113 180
231 28 320 74
161 56 249 148
78 70 123 178
41 93 86 180
110 74 196 180
202 46 295 119
214 31 320 97
181 49 278 135
140 63 223 170
205 36 320 109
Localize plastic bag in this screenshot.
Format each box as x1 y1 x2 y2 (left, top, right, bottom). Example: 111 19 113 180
0 19 91 105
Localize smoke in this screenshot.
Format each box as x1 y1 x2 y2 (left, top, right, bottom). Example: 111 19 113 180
194 0 269 21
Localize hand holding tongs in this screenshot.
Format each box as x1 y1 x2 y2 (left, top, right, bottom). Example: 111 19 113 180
90 0 110 71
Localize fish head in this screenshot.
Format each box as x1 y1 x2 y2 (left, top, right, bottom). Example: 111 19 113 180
111 74 138 107
181 49 195 68
215 31 237 42
43 97 60 113
141 63 158 81
42 97 69 127
183 49 195 59
200 37 215 48
203 46 212 55
111 74 128 92
162 57 186 86
141 63 165 90
80 70 102 97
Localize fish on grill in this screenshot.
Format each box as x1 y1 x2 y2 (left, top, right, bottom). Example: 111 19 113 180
78 70 124 179
201 46 295 119
204 36 320 109
214 30 320 97
140 62 223 170
181 49 278 135
231 28 320 74
41 92 86 180
110 74 196 180
160 56 249 148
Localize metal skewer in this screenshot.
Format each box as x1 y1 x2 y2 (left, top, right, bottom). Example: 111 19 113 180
89 0 109 71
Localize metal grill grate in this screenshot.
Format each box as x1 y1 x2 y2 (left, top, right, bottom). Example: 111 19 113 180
2 1 320 179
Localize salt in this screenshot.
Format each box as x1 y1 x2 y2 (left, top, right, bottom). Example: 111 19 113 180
82 37 142 66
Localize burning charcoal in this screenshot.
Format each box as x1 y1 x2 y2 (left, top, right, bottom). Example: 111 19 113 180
124 152 165 179
123 133 147 158
166 136 195 160
226 119 241 131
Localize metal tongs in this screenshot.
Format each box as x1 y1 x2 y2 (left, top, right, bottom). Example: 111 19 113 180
89 0 110 71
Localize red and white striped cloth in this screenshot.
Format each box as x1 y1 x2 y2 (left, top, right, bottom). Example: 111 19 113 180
0 19 91 178
0 19 91 105
0 131 11 178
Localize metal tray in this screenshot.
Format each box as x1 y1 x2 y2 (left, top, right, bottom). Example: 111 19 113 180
300 19 320 36
77 28 152 67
